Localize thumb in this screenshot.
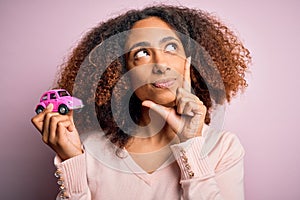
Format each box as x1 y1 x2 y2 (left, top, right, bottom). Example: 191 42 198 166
45 103 54 112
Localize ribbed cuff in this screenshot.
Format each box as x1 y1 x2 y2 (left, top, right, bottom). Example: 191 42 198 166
171 137 215 180
55 153 88 194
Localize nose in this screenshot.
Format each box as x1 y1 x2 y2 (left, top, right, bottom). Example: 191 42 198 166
152 50 170 74
152 63 170 74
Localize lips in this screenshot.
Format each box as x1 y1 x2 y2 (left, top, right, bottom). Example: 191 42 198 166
152 78 176 88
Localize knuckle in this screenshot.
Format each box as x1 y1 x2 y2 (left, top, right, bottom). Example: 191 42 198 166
42 136 48 144
198 100 204 106
187 101 194 107
31 116 38 124
57 121 67 128
50 115 59 123
50 115 64 125
181 97 188 103
176 99 182 106
177 87 184 94
45 112 53 120
175 94 181 102
57 121 63 127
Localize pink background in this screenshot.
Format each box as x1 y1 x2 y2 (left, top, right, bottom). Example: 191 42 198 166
1 0 299 199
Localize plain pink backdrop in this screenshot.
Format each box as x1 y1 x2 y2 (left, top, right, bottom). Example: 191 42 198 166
1 0 299 199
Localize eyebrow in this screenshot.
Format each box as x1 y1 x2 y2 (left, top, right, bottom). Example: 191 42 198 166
128 41 151 52
160 36 180 45
127 36 180 52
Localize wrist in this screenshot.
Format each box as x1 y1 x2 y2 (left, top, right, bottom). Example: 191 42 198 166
58 148 84 161
177 126 203 143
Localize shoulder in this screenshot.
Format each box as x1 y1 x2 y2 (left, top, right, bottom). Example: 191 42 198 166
204 127 245 173
214 131 244 152
81 131 118 156
80 131 130 169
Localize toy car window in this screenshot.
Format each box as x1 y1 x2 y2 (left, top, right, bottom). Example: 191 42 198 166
42 94 47 100
50 93 56 99
58 91 70 97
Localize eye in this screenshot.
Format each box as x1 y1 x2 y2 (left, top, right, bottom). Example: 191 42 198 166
134 49 150 59
165 43 177 52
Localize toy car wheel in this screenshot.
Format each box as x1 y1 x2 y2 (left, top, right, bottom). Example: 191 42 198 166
58 104 69 115
35 105 45 114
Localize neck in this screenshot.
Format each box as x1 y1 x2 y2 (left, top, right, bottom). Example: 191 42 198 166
125 105 178 153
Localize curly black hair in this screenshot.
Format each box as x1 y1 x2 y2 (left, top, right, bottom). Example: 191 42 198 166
54 4 251 149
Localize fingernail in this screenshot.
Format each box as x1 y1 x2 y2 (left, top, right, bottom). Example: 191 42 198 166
187 111 195 117
187 56 191 63
46 103 53 110
195 111 203 115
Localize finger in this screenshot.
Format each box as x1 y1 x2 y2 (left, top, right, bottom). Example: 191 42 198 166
64 120 75 132
142 100 170 120
175 88 194 108
56 120 72 140
142 100 182 133
176 96 195 115
42 112 60 143
176 87 199 113
48 115 61 144
182 101 203 117
175 87 183 106
31 114 45 133
31 103 54 133
182 56 191 92
48 115 72 144
56 120 83 160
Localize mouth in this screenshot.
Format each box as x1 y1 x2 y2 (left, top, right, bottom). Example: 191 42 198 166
151 78 176 89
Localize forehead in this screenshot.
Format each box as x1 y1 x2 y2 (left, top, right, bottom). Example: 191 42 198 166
125 17 180 48
131 16 172 29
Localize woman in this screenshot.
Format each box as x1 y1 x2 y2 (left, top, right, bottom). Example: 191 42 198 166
31 4 251 200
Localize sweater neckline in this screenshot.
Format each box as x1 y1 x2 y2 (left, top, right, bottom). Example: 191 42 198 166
122 149 177 184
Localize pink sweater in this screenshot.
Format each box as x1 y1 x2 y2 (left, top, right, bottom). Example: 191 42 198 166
54 126 245 200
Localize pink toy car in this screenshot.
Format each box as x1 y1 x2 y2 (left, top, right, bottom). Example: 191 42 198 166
35 89 84 115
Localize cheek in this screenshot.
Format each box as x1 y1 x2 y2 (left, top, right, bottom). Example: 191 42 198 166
134 85 148 100
129 70 149 89
172 59 185 76
127 61 155 84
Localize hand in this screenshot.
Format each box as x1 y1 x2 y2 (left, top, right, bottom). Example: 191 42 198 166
142 57 207 142
31 103 83 160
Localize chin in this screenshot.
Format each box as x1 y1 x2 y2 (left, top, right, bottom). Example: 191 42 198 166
135 86 177 107
152 96 176 107
161 101 176 107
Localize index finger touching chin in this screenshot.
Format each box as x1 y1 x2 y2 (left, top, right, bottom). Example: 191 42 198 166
183 56 191 92
142 100 170 120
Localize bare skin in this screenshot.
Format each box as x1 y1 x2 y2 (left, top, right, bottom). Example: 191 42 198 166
31 17 207 172
125 17 206 151
31 104 82 161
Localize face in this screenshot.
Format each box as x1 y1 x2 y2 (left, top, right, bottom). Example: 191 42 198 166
125 17 187 106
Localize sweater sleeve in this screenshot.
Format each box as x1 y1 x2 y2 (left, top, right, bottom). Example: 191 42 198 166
170 132 245 200
54 152 91 200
